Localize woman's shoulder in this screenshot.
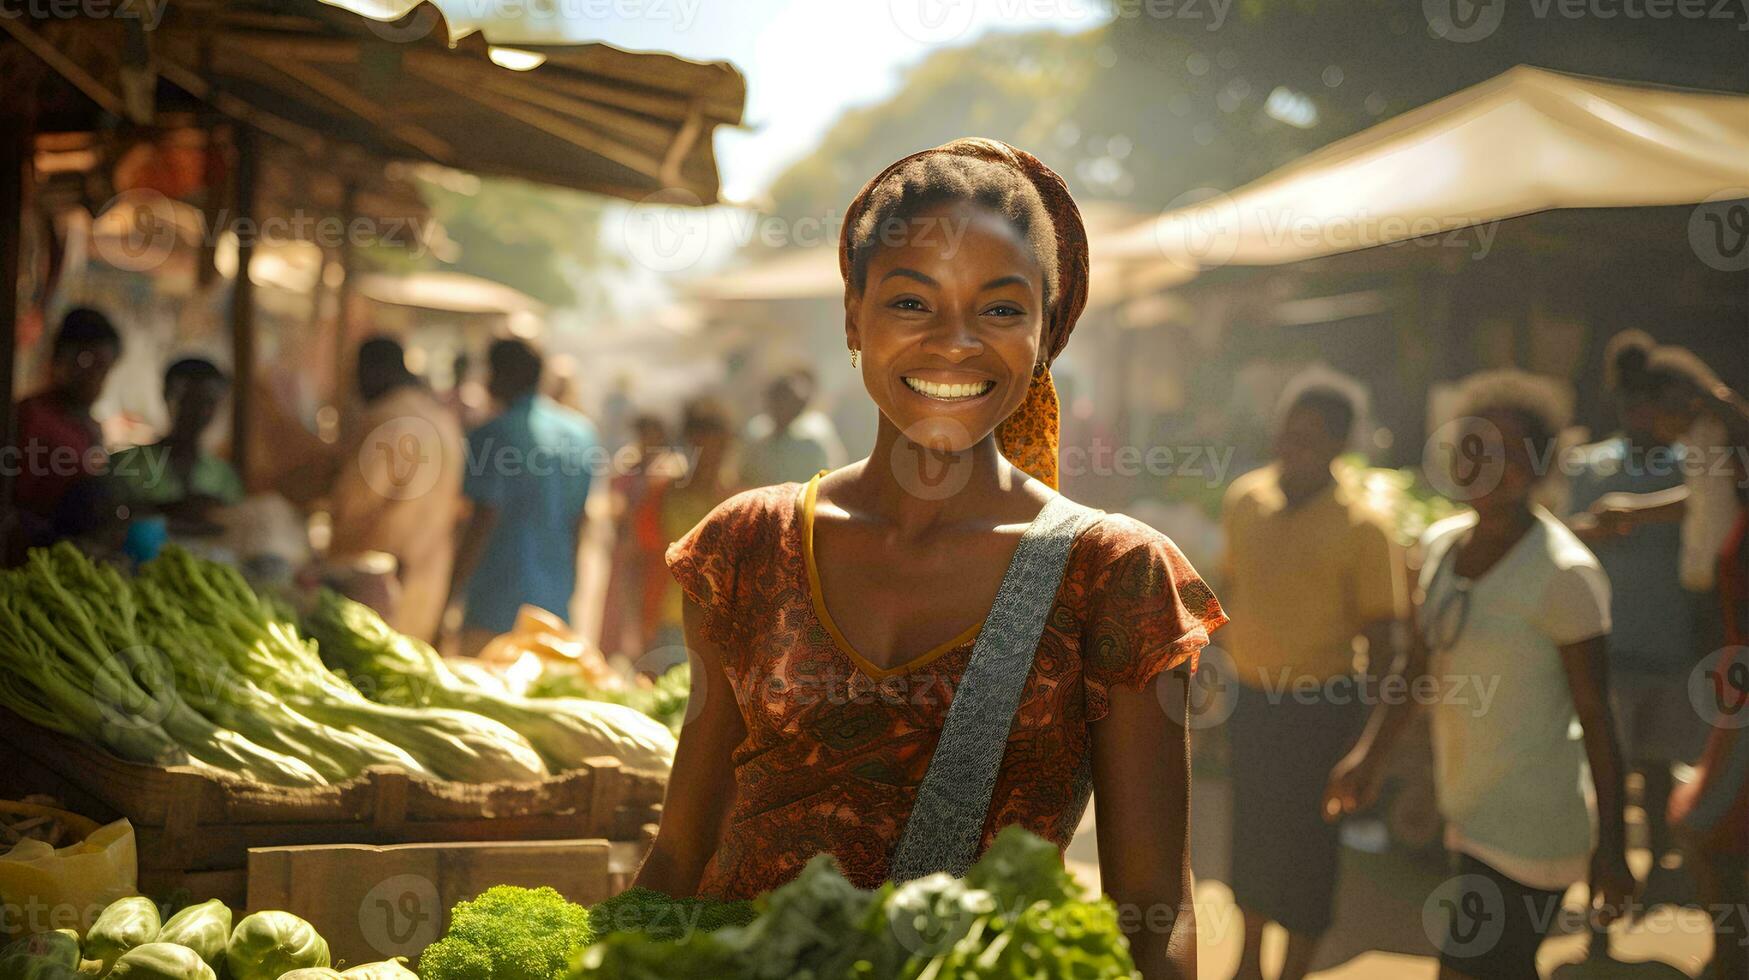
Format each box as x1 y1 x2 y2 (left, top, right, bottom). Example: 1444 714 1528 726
1065 509 1225 627
668 482 804 554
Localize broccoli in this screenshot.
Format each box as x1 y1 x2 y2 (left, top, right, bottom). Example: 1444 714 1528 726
418 886 591 980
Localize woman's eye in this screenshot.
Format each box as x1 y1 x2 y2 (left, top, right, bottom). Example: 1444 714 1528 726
890 297 928 312
985 304 1025 317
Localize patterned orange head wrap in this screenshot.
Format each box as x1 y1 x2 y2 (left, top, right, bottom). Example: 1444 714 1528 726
838 138 1090 490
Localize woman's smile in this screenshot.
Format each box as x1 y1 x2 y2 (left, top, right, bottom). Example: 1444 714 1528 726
901 375 998 402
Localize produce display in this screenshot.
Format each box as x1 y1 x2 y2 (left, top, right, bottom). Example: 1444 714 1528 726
0 545 674 787
404 828 1134 980
306 593 676 773
6 896 416 979
572 827 1136 979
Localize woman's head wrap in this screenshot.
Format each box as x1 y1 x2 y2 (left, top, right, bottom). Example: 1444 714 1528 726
838 137 1089 489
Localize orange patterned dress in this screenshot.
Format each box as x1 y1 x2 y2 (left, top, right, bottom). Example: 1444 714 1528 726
664 476 1228 900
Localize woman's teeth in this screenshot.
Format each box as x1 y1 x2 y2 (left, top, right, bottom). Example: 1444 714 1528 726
904 377 995 401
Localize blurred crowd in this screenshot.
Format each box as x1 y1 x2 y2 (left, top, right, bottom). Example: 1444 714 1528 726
7 306 1746 978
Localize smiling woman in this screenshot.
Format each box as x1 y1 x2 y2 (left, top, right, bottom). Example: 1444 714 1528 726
634 138 1227 980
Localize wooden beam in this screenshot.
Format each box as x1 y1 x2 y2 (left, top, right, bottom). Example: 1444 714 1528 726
229 125 258 485
407 63 664 179
0 16 127 118
255 54 455 162
659 102 705 190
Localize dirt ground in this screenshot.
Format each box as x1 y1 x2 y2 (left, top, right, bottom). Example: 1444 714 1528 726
1065 775 1717 979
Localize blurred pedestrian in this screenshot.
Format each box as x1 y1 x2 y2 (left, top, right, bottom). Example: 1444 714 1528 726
738 367 846 488
1220 381 1407 980
1565 332 1707 897
111 357 244 533
330 336 464 642
447 337 598 653
599 413 673 658
1327 370 1634 980
642 398 735 670
13 308 121 548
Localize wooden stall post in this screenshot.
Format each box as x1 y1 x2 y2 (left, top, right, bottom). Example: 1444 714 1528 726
1 125 26 550
229 125 257 482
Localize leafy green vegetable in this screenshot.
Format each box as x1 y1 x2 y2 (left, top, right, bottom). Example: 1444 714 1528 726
153 899 230 971
582 888 754 944
572 828 1137 980
275 970 344 979
0 930 80 968
528 664 691 736
84 896 161 976
106 942 217 980
224 911 330 980
417 885 591 980
308 592 675 772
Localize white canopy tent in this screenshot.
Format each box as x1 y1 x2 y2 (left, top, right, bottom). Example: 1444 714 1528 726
1106 66 1749 270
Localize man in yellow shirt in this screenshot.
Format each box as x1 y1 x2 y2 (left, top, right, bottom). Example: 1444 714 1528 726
1220 384 1407 980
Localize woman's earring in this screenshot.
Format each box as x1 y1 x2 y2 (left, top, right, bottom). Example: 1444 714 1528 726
850 349 859 369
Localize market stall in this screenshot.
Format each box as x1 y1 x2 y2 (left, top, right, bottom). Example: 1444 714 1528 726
0 2 759 971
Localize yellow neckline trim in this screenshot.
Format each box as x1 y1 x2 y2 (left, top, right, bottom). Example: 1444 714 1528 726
800 471 984 681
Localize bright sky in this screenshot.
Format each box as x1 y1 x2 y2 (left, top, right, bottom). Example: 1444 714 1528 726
405 0 1109 201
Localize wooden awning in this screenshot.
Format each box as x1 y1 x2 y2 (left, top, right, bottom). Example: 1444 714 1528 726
2 0 746 203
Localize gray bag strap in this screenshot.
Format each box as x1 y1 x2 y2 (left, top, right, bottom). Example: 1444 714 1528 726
889 492 1104 882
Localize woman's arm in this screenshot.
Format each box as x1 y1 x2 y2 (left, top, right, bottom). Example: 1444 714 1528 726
1090 672 1195 980
1558 635 1635 922
1324 598 1429 819
632 597 745 897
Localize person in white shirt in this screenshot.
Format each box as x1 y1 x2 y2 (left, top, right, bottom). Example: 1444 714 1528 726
1327 370 1633 980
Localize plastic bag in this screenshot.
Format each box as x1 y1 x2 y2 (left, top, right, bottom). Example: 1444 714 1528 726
0 816 137 939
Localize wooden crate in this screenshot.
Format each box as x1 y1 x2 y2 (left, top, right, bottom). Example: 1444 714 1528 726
2 710 666 907
247 839 614 966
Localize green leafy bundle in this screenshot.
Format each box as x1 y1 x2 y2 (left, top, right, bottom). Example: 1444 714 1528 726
305 592 676 772
571 828 1138 980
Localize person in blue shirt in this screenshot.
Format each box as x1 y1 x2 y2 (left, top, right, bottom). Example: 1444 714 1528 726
447 337 599 654
1566 330 1704 896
